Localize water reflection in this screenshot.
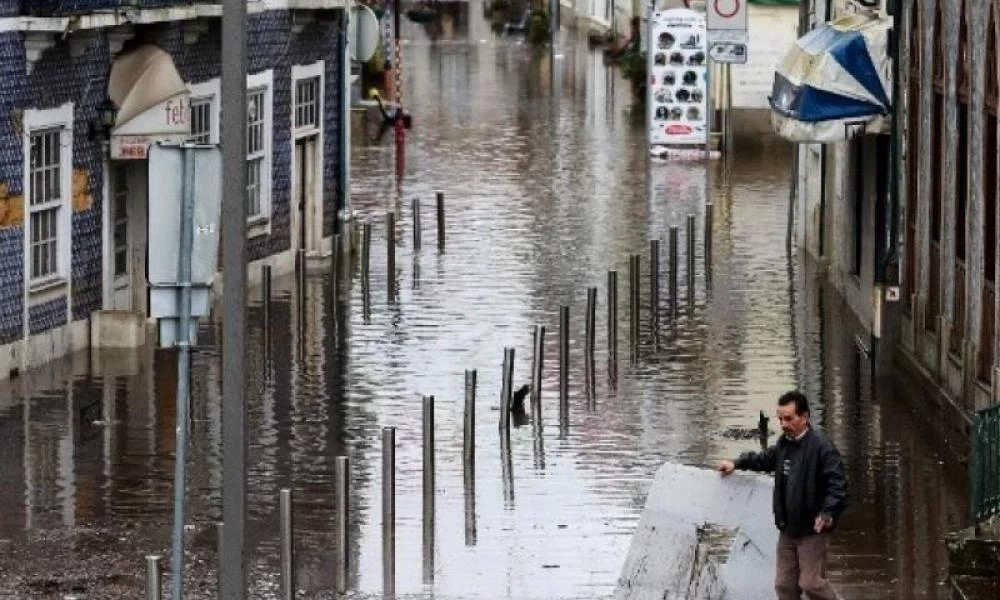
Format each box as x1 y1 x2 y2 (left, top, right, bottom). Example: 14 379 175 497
0 18 967 600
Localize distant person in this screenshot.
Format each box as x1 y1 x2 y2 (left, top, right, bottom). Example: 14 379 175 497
717 391 847 600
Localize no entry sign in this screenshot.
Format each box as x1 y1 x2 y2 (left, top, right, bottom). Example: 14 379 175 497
707 0 748 31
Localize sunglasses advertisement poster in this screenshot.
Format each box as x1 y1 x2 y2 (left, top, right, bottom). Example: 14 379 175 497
649 8 708 147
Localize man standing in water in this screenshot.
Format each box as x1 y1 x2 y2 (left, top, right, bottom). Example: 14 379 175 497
717 391 847 600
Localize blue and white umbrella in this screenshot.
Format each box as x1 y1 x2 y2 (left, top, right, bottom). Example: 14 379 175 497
770 14 893 143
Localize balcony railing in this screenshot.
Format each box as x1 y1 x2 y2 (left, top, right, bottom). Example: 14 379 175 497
972 402 1000 520
950 259 966 357
21 1 217 17
981 281 996 384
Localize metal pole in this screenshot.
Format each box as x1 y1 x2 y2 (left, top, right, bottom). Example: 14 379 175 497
146 555 162 600
262 264 271 357
386 211 396 299
296 248 306 291
586 287 597 358
422 394 435 584
362 221 372 280
607 270 618 362
686 215 696 304
412 198 421 251
169 145 196 600
705 204 714 264
382 427 396 596
531 326 545 423
559 306 569 428
280 488 294 600
221 0 249 591
464 369 477 467
331 233 341 293
669 227 679 318
650 239 660 336
629 255 640 348
436 191 445 250
216 521 224 597
499 348 514 434
335 456 350 594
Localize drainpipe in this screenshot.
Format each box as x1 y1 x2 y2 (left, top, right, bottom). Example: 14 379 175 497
878 0 901 284
818 0 833 259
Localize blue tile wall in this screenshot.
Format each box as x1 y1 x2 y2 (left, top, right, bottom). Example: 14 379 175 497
0 1 18 17
0 10 344 344
28 296 66 335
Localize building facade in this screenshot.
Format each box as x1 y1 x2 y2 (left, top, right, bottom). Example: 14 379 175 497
0 0 348 379
792 0 1000 440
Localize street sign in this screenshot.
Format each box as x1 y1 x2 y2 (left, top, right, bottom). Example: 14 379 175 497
710 41 748 64
708 0 748 32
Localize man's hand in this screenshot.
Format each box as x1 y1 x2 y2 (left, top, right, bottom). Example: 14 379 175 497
717 460 735 476
814 513 833 533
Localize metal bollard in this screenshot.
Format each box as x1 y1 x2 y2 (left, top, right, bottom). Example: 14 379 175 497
586 287 597 358
531 326 545 424
216 522 223 597
686 214 696 303
704 203 714 265
362 220 372 280
607 270 618 362
464 370 477 467
382 427 396 595
650 240 660 336
412 198 422 251
436 191 446 250
669 227 679 318
145 555 162 600
331 233 341 294
280 488 294 600
262 264 272 353
499 348 514 434
559 306 569 428
386 211 396 298
335 456 350 594
629 255 640 349
422 395 436 584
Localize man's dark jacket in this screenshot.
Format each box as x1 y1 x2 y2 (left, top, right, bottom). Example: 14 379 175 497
735 428 847 538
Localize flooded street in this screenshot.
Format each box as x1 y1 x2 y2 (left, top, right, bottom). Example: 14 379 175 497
0 8 971 600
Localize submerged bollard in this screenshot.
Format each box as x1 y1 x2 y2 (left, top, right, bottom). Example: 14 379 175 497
145 555 162 600
585 286 598 401
412 198 422 251
464 370 477 467
686 214 696 302
499 348 514 434
669 226 679 318
436 191 446 250
280 488 294 600
262 264 272 353
387 211 396 298
559 306 569 429
422 395 436 584
362 221 372 280
334 456 350 594
705 203 714 265
650 240 660 336
531 326 545 424
629 255 640 349
607 270 618 362
382 427 396 595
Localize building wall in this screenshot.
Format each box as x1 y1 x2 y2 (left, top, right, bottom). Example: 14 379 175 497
0 8 345 378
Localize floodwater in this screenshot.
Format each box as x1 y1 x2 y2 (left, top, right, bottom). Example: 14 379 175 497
0 9 970 600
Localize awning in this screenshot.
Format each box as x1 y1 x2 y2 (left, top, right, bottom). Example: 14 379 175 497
108 45 191 159
770 14 892 143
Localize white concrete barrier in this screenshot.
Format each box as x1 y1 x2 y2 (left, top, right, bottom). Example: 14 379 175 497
614 462 778 600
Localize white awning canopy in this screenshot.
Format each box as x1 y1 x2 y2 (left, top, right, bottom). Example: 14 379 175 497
108 45 190 158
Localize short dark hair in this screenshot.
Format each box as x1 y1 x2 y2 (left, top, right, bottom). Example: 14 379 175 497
778 391 810 416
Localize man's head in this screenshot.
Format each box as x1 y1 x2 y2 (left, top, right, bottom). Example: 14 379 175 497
776 391 810 438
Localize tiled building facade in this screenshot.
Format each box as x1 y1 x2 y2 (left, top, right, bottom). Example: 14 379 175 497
0 1 347 378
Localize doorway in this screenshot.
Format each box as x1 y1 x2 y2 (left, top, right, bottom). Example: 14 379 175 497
292 135 322 257
109 162 148 314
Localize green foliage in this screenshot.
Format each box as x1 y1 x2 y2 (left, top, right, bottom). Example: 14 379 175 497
528 10 550 44
619 50 647 99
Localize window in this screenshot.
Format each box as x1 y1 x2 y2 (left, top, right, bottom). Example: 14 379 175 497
28 129 63 281
190 97 213 144
247 88 266 218
295 77 320 130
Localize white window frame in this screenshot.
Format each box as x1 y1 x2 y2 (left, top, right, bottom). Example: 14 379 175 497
247 69 274 237
187 78 221 145
22 102 73 307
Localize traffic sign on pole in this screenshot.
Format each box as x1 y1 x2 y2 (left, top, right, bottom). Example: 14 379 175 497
707 0 748 32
